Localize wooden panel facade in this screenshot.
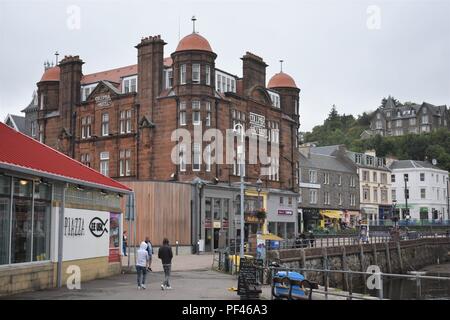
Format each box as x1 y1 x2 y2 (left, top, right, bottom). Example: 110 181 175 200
122 181 192 246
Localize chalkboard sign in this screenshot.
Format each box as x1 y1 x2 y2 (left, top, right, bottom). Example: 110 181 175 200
237 259 258 296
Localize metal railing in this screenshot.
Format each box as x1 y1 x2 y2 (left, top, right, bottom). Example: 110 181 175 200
370 219 450 227
268 265 450 300
266 232 449 250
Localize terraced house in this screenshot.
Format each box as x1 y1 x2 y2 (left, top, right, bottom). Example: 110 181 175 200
10 21 301 251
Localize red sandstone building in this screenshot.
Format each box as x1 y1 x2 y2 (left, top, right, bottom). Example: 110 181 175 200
15 25 301 251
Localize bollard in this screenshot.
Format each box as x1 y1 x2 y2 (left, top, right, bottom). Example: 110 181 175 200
176 240 179 255
197 240 200 255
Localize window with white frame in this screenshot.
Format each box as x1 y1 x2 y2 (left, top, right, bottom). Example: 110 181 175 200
164 69 174 89
298 189 302 203
232 109 246 134
40 94 44 110
324 192 330 205
309 189 317 204
381 189 388 203
268 91 280 108
391 189 396 202
324 173 330 185
205 101 211 127
421 188 426 199
101 113 109 136
192 64 200 84
294 99 299 115
309 170 317 183
420 173 425 182
295 162 300 185
350 175 356 187
31 121 37 138
338 175 342 186
100 152 110 176
205 144 211 172
193 143 201 171
123 76 137 93
350 194 356 206
396 119 402 127
267 121 279 143
205 65 211 86
192 100 201 125
179 101 186 126
119 111 126 134
422 115 429 124
363 188 370 201
338 193 342 206
81 84 97 101
410 118 416 126
81 153 91 167
126 110 132 133
81 116 92 139
180 64 187 85
119 149 131 177
179 144 186 172
373 188 378 202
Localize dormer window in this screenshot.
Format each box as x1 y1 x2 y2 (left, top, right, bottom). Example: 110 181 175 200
165 69 173 89
123 76 137 93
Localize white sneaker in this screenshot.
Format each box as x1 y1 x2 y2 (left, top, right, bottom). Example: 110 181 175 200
137 286 141 290
166 286 172 290
161 284 165 290
141 285 146 290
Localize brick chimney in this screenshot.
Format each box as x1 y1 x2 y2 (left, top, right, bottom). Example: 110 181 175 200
58 55 83 136
241 52 268 94
136 35 166 120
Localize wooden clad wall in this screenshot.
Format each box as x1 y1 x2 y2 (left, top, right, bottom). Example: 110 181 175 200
121 181 192 246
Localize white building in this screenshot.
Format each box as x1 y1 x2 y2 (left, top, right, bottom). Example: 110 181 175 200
388 160 449 221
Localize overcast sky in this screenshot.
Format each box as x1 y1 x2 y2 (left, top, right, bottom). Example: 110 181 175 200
0 0 449 131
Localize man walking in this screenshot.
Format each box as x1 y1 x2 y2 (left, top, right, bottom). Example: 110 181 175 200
145 236 153 272
158 238 173 290
136 241 149 290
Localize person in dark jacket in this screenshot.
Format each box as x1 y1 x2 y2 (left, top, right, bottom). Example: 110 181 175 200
158 238 173 290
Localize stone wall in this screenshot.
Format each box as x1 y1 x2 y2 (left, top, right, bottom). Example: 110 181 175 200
0 257 121 297
267 238 450 287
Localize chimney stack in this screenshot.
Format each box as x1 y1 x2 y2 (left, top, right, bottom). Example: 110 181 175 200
241 52 268 95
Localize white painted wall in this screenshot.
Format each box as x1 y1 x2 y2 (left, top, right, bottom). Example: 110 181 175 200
391 167 448 220
51 207 111 262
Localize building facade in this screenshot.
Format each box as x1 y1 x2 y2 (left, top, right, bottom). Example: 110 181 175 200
297 145 360 232
369 97 449 137
388 160 449 222
15 26 301 250
0 123 131 296
346 150 392 222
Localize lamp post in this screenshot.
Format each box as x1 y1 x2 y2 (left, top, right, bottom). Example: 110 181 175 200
256 178 263 234
446 176 449 221
404 174 409 221
391 199 398 228
234 123 245 258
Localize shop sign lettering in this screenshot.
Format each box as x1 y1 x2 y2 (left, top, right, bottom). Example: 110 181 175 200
89 217 109 237
64 217 85 237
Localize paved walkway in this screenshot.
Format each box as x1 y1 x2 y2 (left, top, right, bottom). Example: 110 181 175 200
4 269 240 300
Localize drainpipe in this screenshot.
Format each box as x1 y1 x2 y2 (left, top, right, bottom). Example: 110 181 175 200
57 183 68 288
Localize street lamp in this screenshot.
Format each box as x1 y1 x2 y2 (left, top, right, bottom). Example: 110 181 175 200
391 199 398 228
256 178 263 235
404 174 409 221
233 123 245 258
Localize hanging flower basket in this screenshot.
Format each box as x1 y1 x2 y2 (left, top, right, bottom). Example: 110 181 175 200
256 208 267 221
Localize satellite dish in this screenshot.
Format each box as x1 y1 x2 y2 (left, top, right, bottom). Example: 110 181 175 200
432 159 437 165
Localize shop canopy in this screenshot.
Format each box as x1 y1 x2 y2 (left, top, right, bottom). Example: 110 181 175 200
260 233 284 241
320 210 342 219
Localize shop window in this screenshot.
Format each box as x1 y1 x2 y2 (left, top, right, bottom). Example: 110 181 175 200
0 176 11 265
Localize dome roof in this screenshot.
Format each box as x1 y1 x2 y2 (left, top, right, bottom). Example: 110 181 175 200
267 72 298 89
175 33 213 53
40 67 60 82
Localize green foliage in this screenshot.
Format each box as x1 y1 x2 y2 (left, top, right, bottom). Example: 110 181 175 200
303 105 450 171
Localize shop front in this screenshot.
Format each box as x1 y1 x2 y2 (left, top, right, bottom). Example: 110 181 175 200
301 208 321 232
319 210 343 230
343 210 361 228
361 206 378 223
378 205 392 221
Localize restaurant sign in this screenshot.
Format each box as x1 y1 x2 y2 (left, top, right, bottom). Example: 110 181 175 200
278 209 293 216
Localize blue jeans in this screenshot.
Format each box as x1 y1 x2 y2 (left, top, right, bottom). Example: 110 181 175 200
123 243 127 256
136 266 147 286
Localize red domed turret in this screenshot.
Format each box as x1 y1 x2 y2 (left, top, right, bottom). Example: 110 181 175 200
175 33 213 53
40 66 60 82
267 72 297 89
